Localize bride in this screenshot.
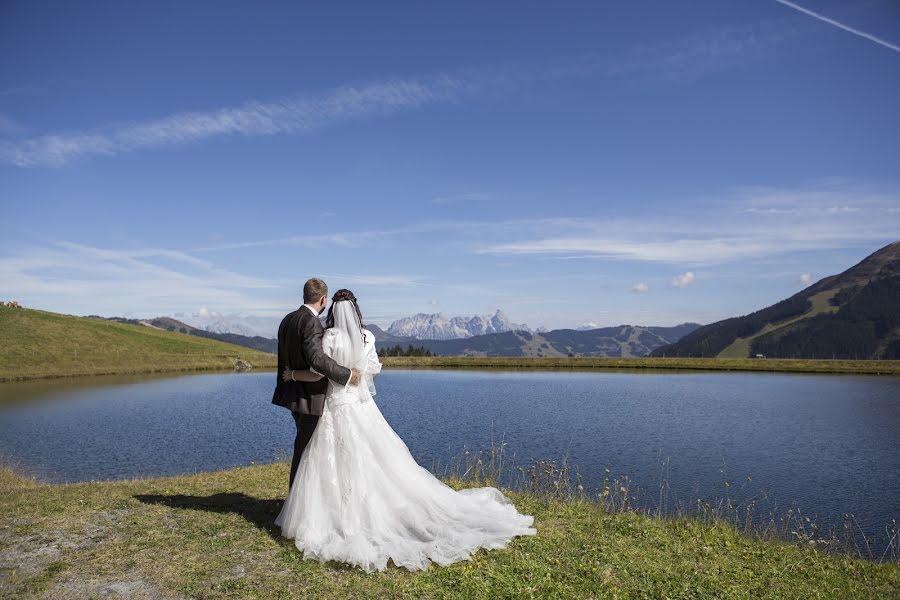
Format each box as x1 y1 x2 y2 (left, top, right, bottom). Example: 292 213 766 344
274 289 536 572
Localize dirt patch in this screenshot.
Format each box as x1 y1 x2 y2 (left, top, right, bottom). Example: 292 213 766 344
42 571 187 600
0 510 129 597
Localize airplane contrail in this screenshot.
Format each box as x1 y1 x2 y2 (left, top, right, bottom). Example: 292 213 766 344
774 0 900 54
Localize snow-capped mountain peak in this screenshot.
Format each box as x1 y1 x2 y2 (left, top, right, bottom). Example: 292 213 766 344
386 309 530 340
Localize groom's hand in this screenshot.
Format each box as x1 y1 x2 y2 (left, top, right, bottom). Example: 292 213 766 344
349 368 360 386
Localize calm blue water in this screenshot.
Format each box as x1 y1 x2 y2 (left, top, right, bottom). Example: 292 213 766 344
1 369 898 540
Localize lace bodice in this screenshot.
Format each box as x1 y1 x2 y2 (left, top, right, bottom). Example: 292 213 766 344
322 328 382 405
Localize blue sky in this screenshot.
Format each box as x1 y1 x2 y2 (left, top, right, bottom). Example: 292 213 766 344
1 0 899 332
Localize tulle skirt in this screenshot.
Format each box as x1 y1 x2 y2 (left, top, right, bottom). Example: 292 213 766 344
274 387 536 572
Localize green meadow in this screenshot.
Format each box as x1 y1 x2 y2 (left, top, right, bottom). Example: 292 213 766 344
0 306 276 382
1 462 897 599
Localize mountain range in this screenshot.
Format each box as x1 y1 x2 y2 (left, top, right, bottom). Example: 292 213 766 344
371 323 701 358
93 316 277 354
651 240 900 360
92 240 899 360
169 310 281 339
93 314 699 358
385 309 532 340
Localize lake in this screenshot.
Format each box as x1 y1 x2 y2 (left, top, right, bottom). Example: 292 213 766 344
1 369 898 543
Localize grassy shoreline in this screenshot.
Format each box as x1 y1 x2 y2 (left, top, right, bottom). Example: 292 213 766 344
380 355 900 375
0 364 279 384
7 356 900 383
3 355 897 384
1 462 897 599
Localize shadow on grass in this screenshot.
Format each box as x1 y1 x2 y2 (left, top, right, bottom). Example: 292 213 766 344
133 492 285 541
131 492 429 573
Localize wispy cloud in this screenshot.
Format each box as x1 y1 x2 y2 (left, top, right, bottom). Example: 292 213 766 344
317 273 428 287
824 205 860 214
799 272 813 287
0 240 429 317
178 181 900 269
630 282 650 293
0 74 480 167
774 0 900 54
188 218 545 254
476 180 900 265
0 84 40 97
0 241 280 316
606 17 799 83
739 207 799 215
189 231 377 253
0 14 812 168
431 192 491 204
481 237 779 264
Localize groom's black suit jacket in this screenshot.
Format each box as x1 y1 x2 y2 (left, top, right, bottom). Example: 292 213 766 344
272 305 352 416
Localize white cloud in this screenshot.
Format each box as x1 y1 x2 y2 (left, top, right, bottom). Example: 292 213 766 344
630 282 650 293
671 272 695 288
799 272 813 286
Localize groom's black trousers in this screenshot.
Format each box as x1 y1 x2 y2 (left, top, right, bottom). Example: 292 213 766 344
289 411 319 487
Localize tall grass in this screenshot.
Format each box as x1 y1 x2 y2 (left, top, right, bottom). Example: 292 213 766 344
436 440 899 563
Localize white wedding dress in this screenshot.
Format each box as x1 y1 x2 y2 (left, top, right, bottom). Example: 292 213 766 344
274 301 536 572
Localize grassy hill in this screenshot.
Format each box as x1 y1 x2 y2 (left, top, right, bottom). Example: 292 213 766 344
0 306 276 381
652 241 900 359
98 315 278 354
1 462 897 599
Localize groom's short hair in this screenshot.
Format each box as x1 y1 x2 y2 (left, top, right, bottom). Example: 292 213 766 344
303 278 328 303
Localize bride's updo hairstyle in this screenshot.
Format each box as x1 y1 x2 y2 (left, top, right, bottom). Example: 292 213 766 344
325 288 368 343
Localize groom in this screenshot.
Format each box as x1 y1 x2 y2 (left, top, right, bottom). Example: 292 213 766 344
273 277 360 487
